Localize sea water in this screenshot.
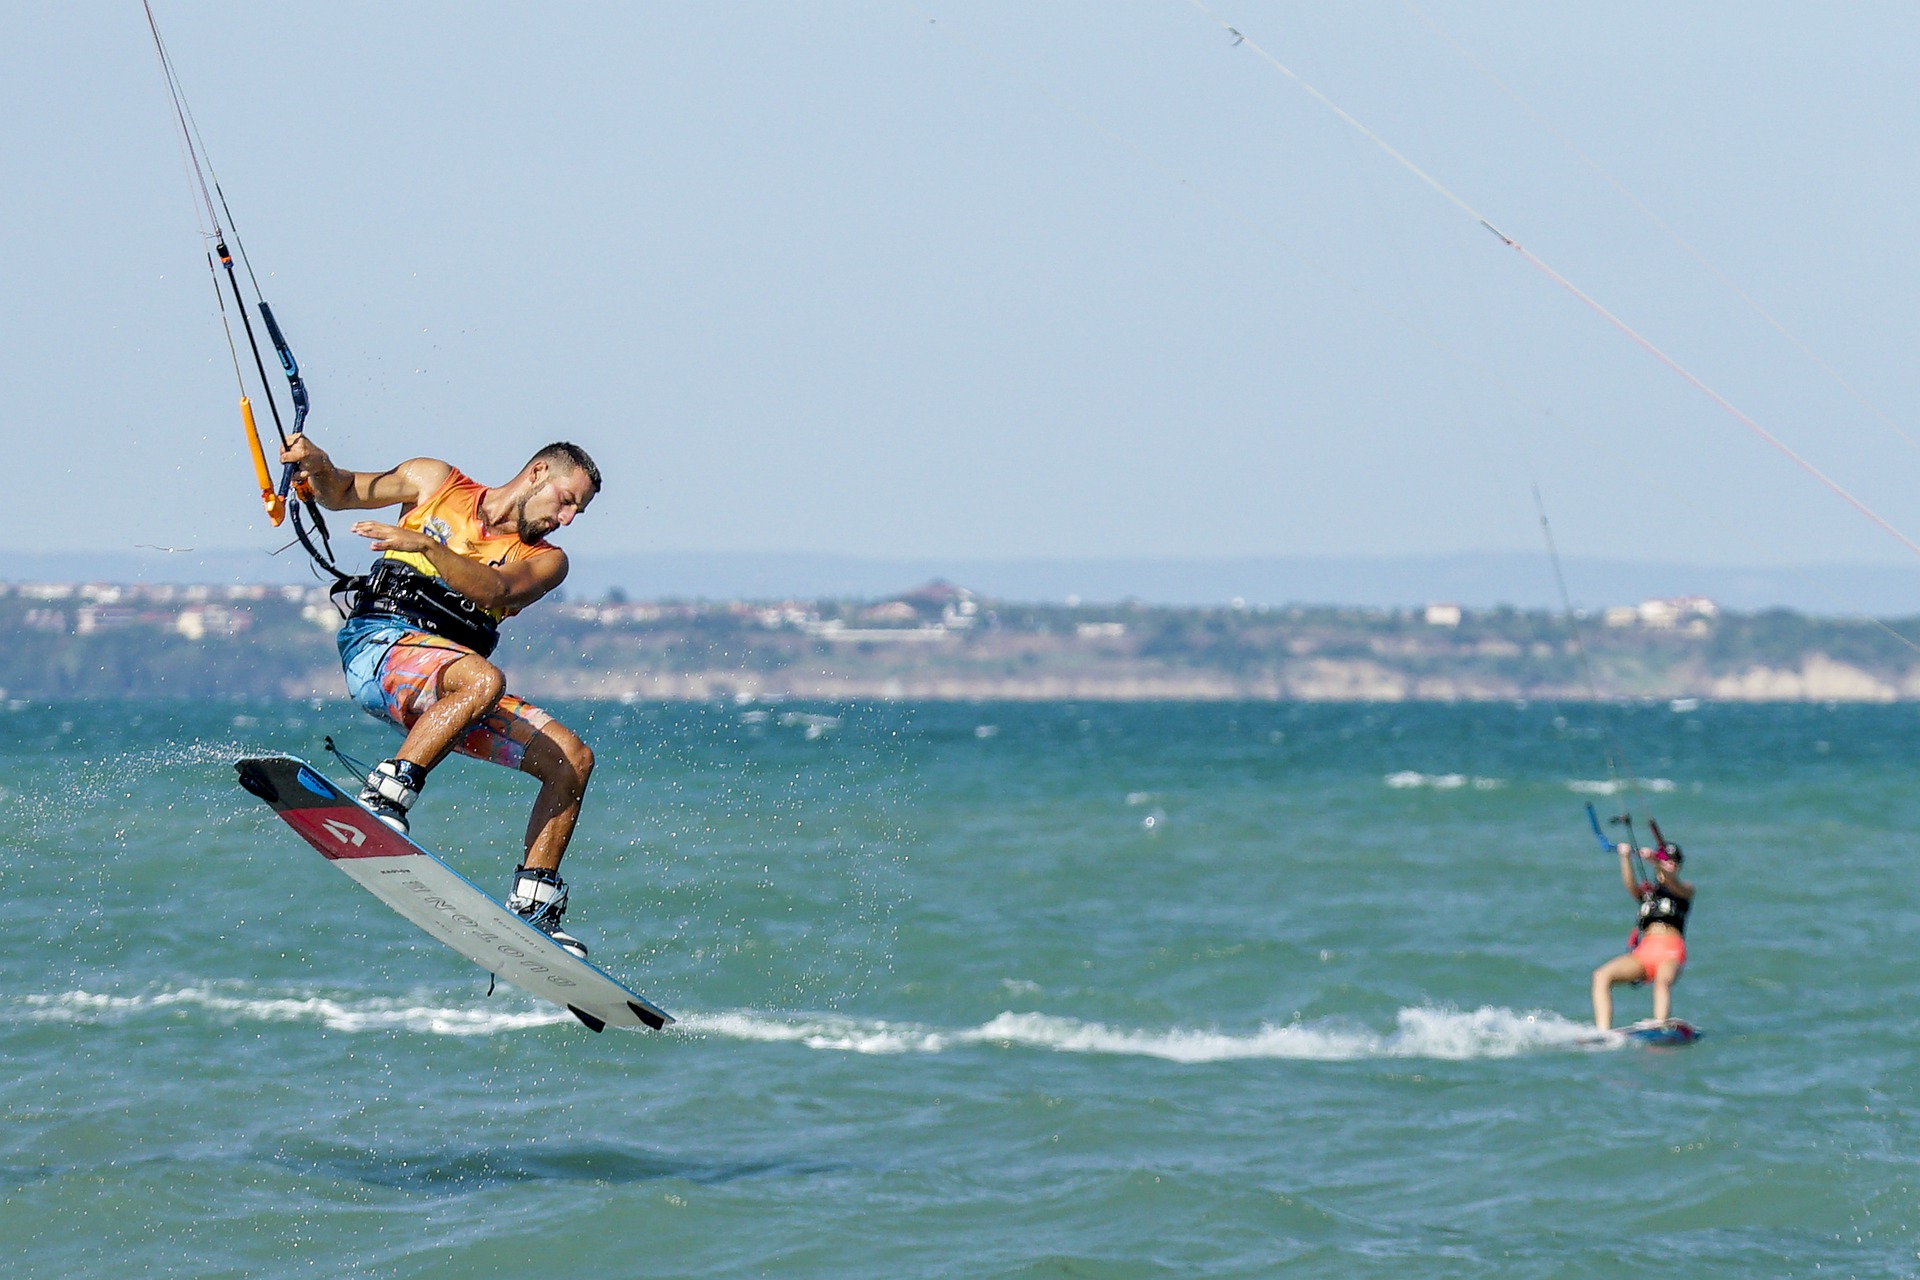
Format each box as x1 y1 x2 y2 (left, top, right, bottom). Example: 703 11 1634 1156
2 698 1916 1277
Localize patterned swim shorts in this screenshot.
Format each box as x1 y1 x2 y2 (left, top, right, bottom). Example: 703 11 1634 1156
337 616 553 769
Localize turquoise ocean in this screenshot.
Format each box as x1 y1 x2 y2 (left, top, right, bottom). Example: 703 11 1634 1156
4 697 1917 1277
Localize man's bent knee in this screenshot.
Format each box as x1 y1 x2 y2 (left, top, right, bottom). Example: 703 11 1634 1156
527 726 594 793
447 656 507 704
557 733 594 792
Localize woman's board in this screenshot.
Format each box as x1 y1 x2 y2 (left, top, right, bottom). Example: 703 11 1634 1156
1622 1018 1701 1046
1579 1018 1702 1049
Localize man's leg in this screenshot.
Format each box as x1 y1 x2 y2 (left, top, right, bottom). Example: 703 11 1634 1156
359 642 504 831
432 691 592 867
517 720 596 872
392 654 505 770
438 691 594 959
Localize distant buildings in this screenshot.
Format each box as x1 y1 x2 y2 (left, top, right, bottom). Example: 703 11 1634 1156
1603 596 1718 632
753 580 981 643
0 580 331 639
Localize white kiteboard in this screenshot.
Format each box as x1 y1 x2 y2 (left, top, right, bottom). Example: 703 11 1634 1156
236 755 671 1033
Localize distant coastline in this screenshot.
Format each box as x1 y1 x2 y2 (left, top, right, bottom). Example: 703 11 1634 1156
7 579 1920 703
13 548 1920 615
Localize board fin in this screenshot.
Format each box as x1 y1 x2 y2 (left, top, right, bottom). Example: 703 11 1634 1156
569 1006 607 1033
628 1001 667 1031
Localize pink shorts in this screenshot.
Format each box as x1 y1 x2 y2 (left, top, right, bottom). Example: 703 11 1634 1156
1631 931 1687 982
359 630 553 769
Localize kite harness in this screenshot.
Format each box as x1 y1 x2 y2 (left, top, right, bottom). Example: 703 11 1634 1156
349 561 503 658
1635 881 1690 937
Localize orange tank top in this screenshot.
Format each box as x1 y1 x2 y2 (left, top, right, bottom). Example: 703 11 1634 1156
383 467 556 621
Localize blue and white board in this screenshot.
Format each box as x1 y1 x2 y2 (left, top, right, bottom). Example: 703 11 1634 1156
236 755 671 1033
1582 1018 1702 1049
1582 1020 1704 1051
1621 1018 1701 1047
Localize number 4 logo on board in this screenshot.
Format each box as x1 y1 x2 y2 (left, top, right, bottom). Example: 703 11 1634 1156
320 818 366 848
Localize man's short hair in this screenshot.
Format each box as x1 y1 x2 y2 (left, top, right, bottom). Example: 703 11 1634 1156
533 442 601 494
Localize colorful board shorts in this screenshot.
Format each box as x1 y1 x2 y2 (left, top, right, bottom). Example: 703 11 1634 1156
1631 930 1687 982
337 616 553 770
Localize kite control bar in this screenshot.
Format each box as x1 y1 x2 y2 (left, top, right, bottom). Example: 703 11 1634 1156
1583 803 1613 852
1587 803 1651 888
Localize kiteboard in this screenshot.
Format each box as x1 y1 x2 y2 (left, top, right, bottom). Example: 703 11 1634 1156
235 755 671 1033
1621 1017 1701 1046
1580 1017 1702 1049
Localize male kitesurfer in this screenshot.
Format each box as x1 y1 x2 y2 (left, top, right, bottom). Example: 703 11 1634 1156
279 436 601 958
1590 842 1693 1030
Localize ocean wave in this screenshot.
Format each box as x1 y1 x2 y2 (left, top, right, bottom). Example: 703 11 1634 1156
1567 778 1676 795
1384 771 1505 791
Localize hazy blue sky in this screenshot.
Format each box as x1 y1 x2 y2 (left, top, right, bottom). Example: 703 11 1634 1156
8 1 1920 575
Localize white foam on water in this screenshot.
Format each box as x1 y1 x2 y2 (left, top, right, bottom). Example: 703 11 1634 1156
1567 777 1677 795
1384 772 1504 791
1383 1005 1610 1058
680 1005 1611 1062
15 985 569 1036
966 1011 1380 1062
680 1010 953 1054
15 987 1617 1058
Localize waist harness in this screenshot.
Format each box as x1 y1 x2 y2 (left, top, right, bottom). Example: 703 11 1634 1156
350 559 501 657
1636 884 1690 937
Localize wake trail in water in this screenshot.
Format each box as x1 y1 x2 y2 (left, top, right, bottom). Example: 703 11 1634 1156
684 1006 1606 1060
13 985 1613 1058
16 985 571 1035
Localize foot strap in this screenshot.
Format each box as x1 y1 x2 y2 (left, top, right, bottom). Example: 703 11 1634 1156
507 865 569 922
364 759 427 811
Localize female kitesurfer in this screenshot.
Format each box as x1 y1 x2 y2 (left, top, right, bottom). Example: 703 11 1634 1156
1590 841 1693 1030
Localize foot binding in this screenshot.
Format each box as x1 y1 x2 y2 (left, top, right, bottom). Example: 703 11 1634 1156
358 759 427 833
506 865 589 959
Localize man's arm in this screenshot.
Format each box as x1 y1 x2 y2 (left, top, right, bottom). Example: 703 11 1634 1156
281 438 452 513
353 522 569 613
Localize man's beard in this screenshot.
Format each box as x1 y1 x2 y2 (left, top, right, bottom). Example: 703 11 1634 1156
514 492 555 542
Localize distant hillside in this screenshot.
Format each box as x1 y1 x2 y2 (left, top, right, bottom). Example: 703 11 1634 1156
5 581 1920 702
9 548 1920 614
